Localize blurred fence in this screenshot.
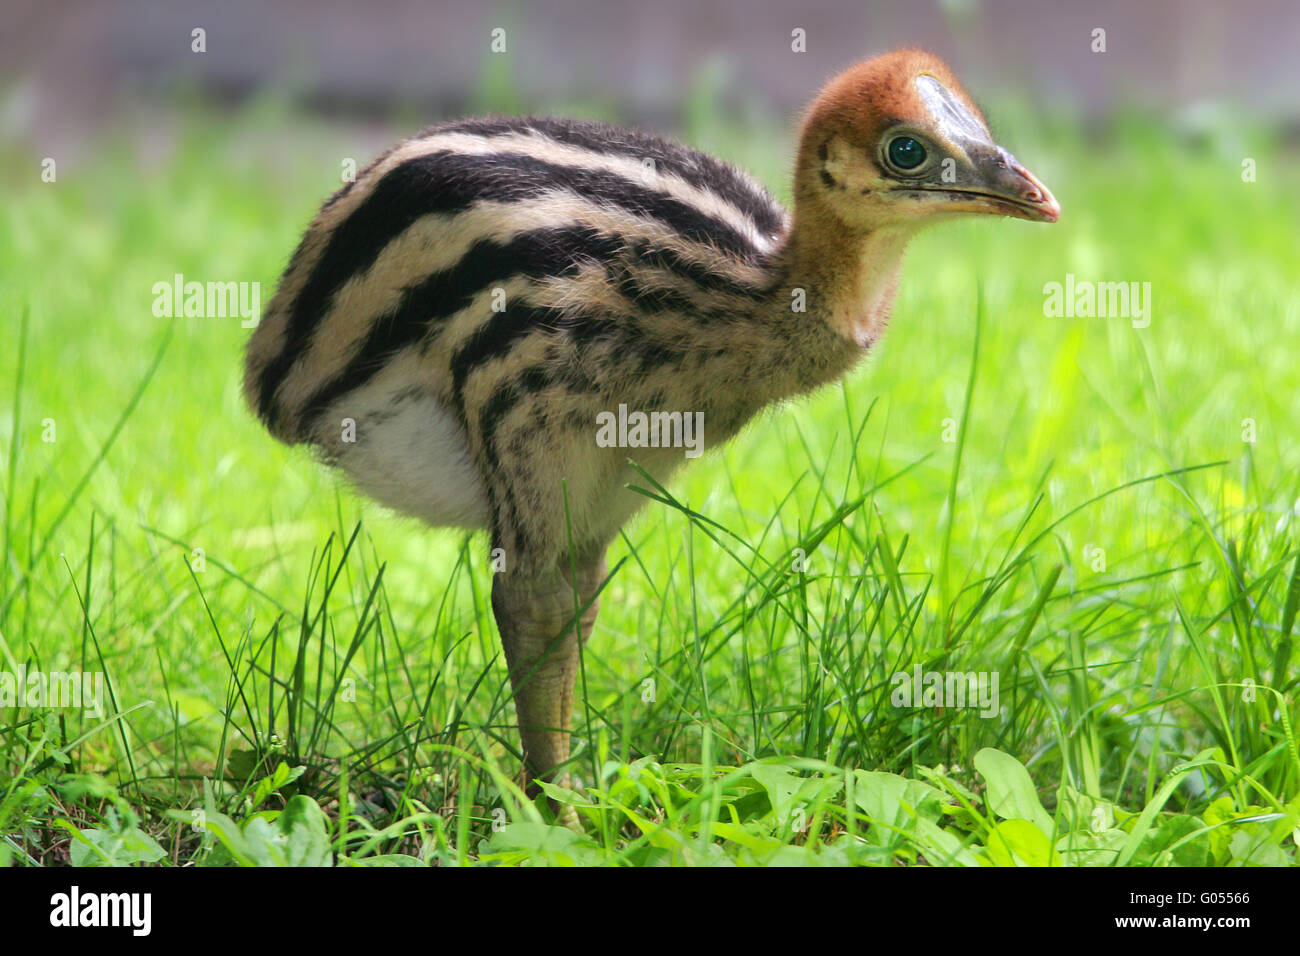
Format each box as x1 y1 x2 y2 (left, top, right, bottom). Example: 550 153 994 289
4 0 1298 145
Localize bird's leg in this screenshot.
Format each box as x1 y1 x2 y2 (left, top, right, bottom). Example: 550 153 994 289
491 553 606 811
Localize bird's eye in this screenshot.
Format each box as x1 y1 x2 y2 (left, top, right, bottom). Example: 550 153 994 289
886 135 927 171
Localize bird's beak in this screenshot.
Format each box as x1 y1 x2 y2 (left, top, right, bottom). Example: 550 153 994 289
930 145 1060 223
976 152 1060 222
904 75 1059 223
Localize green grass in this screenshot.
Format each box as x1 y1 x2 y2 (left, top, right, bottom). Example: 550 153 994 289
2 94 1299 866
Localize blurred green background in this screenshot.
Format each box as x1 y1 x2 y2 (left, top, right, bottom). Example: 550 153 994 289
1 1 1298 865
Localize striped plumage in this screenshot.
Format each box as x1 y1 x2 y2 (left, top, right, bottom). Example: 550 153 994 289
244 49 1058 813
246 116 851 560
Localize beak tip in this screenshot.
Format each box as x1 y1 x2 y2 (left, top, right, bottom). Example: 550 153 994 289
1012 163 1059 223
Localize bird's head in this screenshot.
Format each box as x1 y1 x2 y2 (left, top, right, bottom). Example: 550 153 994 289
797 49 1059 232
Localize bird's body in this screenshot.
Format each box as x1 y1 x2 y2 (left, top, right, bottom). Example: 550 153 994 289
244 50 1058 807
246 117 865 563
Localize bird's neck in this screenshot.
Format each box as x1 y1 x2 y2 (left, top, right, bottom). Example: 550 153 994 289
787 214 913 347
746 216 915 399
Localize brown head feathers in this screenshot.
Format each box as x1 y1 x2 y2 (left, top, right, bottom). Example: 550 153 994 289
799 49 988 167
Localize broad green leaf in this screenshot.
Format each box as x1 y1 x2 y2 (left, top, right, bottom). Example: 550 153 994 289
987 819 1060 866
1229 830 1291 867
277 794 332 867
1131 814 1211 867
911 817 983 867
481 822 604 866
250 762 307 809
974 749 1054 836
853 769 946 849
67 824 166 867
1054 828 1127 867
751 761 835 827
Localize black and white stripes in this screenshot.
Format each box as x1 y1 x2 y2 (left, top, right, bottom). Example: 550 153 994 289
244 116 791 448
